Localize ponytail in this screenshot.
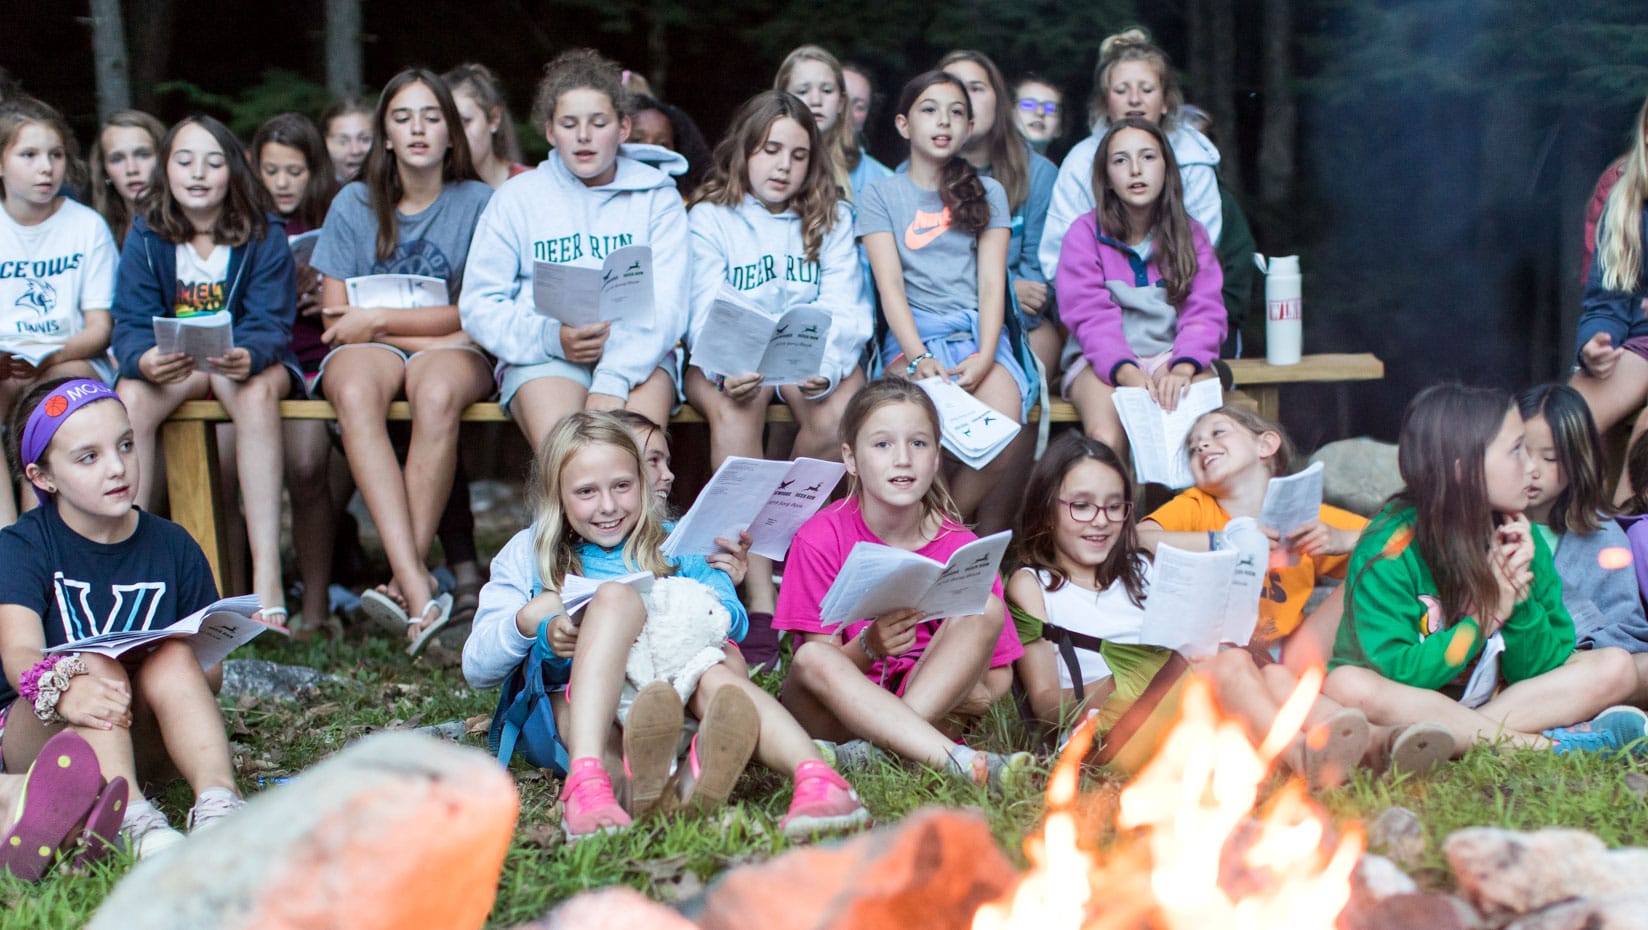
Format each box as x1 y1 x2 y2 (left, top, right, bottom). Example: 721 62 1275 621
938 156 990 236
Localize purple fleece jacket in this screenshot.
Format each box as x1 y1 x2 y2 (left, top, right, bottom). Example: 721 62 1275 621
1054 211 1225 385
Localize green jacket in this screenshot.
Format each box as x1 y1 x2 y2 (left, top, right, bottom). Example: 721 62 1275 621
1330 506 1574 690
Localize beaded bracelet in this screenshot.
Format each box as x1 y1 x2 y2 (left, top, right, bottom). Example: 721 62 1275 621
19 653 88 725
858 626 881 663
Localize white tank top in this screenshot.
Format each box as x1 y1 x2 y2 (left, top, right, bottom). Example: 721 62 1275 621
1021 557 1151 689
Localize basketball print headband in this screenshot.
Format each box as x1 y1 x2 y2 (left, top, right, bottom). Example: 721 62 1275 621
20 379 122 505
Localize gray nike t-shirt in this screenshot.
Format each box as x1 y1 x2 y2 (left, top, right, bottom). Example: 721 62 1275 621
856 172 1009 316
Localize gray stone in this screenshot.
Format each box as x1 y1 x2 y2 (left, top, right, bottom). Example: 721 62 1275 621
1506 894 1648 930
413 719 467 742
1366 806 1426 868
1340 893 1480 930
1353 853 1418 901
1311 438 1402 517
87 731 519 930
218 659 354 702
1445 827 1648 917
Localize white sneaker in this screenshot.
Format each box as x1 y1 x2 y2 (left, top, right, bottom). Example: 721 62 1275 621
185 787 245 833
121 801 185 858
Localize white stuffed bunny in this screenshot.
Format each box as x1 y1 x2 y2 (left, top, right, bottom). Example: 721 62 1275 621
623 576 732 709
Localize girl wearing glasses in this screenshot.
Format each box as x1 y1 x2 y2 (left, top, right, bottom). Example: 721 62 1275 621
1007 432 1149 725
1011 76 1063 156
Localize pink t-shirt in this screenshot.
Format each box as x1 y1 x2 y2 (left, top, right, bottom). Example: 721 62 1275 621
773 497 1023 688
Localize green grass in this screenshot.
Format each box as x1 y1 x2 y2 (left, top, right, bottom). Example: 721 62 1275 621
7 631 1648 928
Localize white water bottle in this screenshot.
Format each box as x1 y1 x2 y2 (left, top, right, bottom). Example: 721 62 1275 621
1253 253 1302 366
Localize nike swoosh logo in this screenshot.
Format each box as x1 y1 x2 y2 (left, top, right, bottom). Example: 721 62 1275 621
904 222 946 250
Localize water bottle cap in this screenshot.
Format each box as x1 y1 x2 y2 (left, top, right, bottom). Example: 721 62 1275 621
1266 255 1301 275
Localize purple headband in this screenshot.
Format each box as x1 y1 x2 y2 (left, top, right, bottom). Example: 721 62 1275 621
20 379 122 504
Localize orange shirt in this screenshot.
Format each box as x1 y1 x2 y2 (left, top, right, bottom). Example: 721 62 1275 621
1146 487 1367 646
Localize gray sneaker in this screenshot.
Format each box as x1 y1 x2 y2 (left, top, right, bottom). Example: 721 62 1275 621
813 738 889 771
185 787 246 833
121 802 185 858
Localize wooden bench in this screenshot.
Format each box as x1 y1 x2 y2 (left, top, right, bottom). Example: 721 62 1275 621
161 352 1382 587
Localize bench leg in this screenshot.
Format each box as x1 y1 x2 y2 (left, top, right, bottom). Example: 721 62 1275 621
162 418 227 592
1249 386 1281 422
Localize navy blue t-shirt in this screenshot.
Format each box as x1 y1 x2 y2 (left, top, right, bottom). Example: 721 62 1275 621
0 503 217 706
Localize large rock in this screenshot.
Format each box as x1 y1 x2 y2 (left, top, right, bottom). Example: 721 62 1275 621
1339 893 1480 930
1365 806 1425 868
1311 438 1401 517
88 731 519 930
1445 828 1648 918
219 659 353 702
695 806 1016 930
524 887 699 929
1506 894 1648 930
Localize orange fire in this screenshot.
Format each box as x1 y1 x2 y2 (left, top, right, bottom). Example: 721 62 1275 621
974 668 1364 930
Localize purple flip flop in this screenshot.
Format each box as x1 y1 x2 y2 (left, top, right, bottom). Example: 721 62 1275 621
65 776 128 872
0 731 104 881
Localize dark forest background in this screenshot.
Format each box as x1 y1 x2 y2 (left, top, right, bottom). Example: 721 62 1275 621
7 0 1648 450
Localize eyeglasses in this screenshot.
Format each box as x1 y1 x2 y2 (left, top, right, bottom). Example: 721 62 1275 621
1059 498 1131 524
1017 98 1060 116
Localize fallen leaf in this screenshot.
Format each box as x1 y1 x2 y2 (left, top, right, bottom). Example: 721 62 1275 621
465 713 492 735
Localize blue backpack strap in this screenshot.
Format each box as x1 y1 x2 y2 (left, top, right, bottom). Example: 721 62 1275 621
486 566 572 775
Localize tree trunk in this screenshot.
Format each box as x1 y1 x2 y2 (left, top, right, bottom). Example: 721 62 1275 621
1207 0 1240 189
124 0 173 112
647 1 669 99
326 0 363 100
86 0 131 120
1258 0 1295 205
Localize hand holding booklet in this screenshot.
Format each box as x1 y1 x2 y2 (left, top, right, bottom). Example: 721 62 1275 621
1126 518 1268 660
1110 377 1224 487
44 594 286 669
662 456 845 561
556 572 655 625
533 244 653 327
688 287 831 385
345 273 447 309
153 312 233 371
1258 461 1325 540
819 531 1012 628
915 377 1021 469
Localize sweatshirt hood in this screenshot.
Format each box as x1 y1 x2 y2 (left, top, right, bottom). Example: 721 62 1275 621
539 144 686 196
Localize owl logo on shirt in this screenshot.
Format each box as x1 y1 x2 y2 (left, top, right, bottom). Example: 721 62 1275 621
15 278 56 317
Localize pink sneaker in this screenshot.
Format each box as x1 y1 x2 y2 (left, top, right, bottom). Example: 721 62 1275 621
561 758 631 843
779 760 870 839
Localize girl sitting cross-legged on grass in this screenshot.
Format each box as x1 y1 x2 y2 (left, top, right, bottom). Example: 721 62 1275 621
774 378 1032 790
0 379 245 863
1325 383 1646 757
463 411 867 843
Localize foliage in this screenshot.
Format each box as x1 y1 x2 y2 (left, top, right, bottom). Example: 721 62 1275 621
154 69 338 138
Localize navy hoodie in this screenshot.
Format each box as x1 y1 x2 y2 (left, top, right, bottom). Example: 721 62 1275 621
111 214 297 381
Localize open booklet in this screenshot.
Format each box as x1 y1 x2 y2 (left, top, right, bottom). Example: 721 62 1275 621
532 244 653 327
345 273 447 309
0 342 63 367
819 530 1012 628
1110 377 1224 487
915 377 1021 469
557 572 655 625
154 311 233 371
1258 461 1325 540
1124 530 1268 660
661 456 846 561
687 287 831 385
44 594 286 669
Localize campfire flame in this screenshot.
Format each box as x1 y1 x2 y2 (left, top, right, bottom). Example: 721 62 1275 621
974 667 1363 930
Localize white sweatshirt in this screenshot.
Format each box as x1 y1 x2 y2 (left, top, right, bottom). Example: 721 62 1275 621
460 144 690 398
1038 123 1223 283
463 528 540 690
686 196 870 391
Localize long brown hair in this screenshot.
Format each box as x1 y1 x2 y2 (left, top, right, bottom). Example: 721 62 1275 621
1092 117 1199 304
145 115 266 247
1624 430 1648 518
363 69 477 262
895 71 991 236
444 62 524 166
0 98 81 207
773 45 860 198
88 109 165 246
1394 383 1513 627
1016 432 1147 606
1517 383 1608 535
938 50 1031 214
692 90 840 263
529 411 675 588
251 112 338 232
840 378 962 527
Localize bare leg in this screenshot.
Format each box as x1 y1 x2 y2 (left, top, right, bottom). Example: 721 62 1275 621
117 372 211 511
214 365 290 613
690 659 822 774
1067 367 1125 453
946 363 1026 521
782 368 866 460
284 419 334 630
131 640 237 794
564 583 649 759
782 640 962 766
1281 585 1344 674
1027 323 1062 385
1 655 150 805
511 376 586 453
625 367 677 431
894 607 1004 723
1325 664 1546 751
1477 647 1638 733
